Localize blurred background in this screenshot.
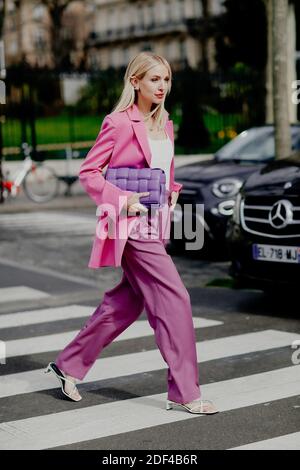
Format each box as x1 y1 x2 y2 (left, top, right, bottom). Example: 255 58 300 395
0 0 299 163
0 4 300 451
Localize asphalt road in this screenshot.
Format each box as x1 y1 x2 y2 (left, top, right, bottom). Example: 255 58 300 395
0 200 299 451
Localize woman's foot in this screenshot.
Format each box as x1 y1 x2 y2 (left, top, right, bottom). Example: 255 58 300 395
63 373 82 401
44 362 82 402
166 398 219 414
183 399 218 414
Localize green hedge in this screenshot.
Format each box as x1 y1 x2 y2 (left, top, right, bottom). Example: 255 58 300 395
2 111 246 159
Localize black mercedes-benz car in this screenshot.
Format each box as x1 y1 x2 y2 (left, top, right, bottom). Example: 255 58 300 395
226 151 300 291
170 125 300 256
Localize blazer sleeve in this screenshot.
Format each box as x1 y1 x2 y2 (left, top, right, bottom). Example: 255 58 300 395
79 115 134 214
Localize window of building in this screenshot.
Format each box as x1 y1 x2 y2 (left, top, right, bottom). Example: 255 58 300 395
7 0 16 13
137 3 144 30
194 0 203 17
107 8 115 35
128 4 136 34
148 2 155 28
86 3 96 14
209 0 226 16
33 29 46 50
120 7 127 31
180 39 186 60
178 0 185 19
8 39 18 55
160 1 168 24
89 52 99 70
33 5 46 21
8 16 17 31
165 0 173 22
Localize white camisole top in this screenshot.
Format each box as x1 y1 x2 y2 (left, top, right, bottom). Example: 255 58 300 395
147 132 173 191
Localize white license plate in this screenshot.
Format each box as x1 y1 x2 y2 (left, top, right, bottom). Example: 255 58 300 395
252 244 300 263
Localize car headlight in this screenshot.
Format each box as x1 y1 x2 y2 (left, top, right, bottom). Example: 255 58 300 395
212 178 243 198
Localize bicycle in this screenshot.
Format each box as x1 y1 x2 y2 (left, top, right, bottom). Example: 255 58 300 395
1 143 60 203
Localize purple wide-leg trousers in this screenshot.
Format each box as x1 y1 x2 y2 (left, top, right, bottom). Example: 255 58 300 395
55 205 201 404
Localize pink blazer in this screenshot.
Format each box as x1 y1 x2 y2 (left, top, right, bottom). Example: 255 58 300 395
79 102 183 268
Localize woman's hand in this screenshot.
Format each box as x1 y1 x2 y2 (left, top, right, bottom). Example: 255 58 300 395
169 191 179 210
127 192 150 215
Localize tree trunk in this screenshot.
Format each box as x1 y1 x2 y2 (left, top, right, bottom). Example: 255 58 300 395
272 0 292 159
287 2 297 123
41 0 71 70
0 0 6 203
265 0 273 123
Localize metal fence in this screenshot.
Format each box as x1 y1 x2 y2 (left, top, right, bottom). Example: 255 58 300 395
0 65 266 161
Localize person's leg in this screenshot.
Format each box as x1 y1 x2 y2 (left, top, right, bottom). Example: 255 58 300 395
121 235 201 404
55 271 145 381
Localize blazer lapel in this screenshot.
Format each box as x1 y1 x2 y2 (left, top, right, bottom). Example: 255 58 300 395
126 103 171 167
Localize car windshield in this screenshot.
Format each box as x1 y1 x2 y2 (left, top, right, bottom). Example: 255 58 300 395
215 127 300 162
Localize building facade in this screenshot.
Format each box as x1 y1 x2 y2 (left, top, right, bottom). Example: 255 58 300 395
86 0 225 72
3 0 224 71
3 0 90 69
4 0 52 67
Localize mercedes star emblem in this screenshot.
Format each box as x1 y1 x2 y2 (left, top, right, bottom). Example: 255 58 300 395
268 200 294 229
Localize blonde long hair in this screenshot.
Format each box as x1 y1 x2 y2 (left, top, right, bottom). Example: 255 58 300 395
112 51 172 131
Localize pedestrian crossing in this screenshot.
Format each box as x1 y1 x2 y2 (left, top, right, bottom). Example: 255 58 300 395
230 432 300 450
0 284 300 450
0 366 300 450
0 304 222 331
3 316 221 358
0 212 96 235
0 286 50 304
1 329 297 398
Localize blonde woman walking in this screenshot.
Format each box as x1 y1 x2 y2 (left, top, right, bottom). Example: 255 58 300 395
45 52 218 416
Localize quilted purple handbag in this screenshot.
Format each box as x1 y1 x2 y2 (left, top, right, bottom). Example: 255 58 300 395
104 167 167 208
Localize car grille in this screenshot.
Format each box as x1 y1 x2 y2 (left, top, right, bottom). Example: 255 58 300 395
241 195 300 238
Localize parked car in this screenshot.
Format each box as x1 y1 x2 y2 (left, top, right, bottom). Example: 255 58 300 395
170 125 300 256
226 151 300 291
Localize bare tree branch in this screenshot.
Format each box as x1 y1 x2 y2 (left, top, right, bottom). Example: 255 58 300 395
40 0 73 69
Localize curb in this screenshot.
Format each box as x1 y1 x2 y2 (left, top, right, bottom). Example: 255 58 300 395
0 194 95 213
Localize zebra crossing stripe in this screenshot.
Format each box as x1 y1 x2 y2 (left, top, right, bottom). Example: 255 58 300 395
0 329 298 398
0 365 299 450
0 286 50 304
0 305 95 328
2 317 216 357
229 431 300 450
0 305 222 329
